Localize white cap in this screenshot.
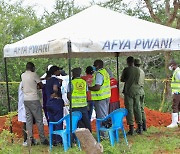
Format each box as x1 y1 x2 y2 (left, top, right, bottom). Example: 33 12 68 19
47 64 53 71
41 64 53 79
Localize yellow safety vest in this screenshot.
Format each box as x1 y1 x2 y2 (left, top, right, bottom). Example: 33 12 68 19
91 68 111 100
72 78 87 108
171 68 180 94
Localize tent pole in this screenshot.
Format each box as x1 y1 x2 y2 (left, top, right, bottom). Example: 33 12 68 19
67 41 72 147
4 58 13 142
116 53 120 107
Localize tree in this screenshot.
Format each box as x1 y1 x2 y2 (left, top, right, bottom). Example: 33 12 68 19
0 0 46 114
96 0 179 111
0 0 84 115
0 0 45 78
42 0 83 27
143 0 180 108
144 0 180 28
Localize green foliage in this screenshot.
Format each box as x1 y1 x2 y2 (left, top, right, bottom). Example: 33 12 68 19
144 80 163 110
1 127 179 154
158 136 180 151
0 0 45 81
25 144 85 154
0 113 22 154
0 0 180 115
42 0 83 27
5 111 17 127
0 129 22 154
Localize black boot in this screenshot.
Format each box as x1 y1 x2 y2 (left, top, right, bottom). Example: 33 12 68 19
142 120 147 131
136 124 143 135
127 125 134 135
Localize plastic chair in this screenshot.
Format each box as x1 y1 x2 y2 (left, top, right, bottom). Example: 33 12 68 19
49 111 82 152
96 108 128 146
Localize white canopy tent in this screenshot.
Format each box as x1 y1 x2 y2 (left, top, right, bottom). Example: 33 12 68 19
4 5 180 58
3 5 180 138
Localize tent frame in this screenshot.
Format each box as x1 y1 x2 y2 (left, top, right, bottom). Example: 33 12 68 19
4 58 13 142
67 41 73 146
4 40 120 146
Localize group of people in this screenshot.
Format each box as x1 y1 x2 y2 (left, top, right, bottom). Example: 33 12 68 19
17 57 180 147
18 59 120 146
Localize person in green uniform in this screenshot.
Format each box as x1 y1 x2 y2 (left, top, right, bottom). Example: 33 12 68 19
134 58 147 131
121 56 142 135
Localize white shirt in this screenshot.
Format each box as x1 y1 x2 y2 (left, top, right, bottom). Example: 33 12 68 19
58 75 69 105
18 82 26 122
174 67 180 80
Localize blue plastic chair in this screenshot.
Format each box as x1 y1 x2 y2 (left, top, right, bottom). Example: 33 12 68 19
96 108 128 146
49 111 82 152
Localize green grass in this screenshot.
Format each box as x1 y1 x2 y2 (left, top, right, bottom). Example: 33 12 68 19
0 127 179 154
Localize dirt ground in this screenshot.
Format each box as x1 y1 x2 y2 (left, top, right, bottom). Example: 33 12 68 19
0 98 171 139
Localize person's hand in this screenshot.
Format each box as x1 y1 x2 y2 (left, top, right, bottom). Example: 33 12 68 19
37 84 40 89
37 82 43 89
51 93 59 98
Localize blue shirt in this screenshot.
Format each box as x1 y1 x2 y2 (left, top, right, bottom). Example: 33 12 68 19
95 72 104 85
45 76 62 101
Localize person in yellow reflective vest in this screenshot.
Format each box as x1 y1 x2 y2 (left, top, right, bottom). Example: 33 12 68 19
167 61 180 128
89 60 111 131
67 67 91 132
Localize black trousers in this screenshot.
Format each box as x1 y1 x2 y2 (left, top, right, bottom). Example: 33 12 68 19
72 106 92 132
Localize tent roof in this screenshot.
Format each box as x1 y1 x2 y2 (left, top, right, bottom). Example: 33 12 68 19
3 5 180 58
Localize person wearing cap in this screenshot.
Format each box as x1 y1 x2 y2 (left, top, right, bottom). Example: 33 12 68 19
167 61 180 128
88 60 111 134
21 62 49 145
134 58 147 131
41 65 53 81
81 66 95 121
67 67 91 132
121 56 142 135
45 66 64 145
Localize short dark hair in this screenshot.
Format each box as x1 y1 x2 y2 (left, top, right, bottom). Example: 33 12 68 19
86 66 93 75
26 62 35 71
49 66 60 75
72 67 82 76
127 56 134 64
94 59 103 67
